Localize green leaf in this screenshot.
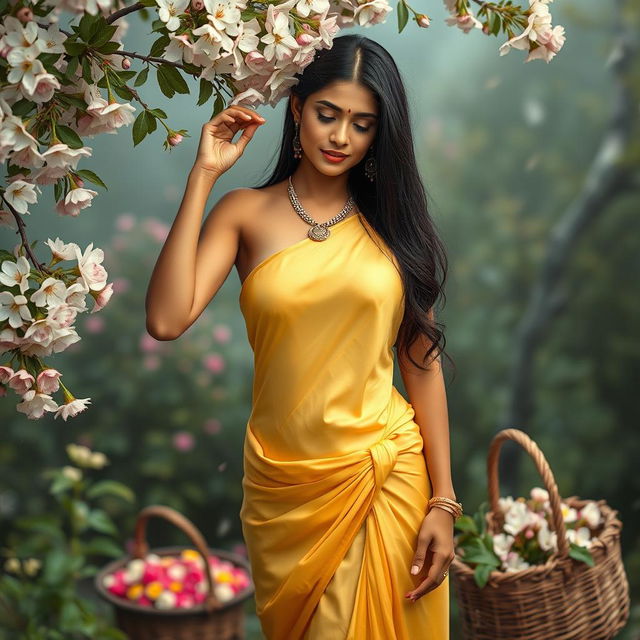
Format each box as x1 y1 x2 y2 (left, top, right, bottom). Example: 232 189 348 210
55 125 84 150
198 78 213 106
490 11 501 36
87 510 118 536
145 111 157 133
14 514 63 538
81 56 94 84
87 479 134 502
63 56 80 80
112 84 135 101
42 549 82 584
58 93 88 110
90 24 118 48
64 40 87 57
151 18 168 33
148 107 167 119
132 111 149 146
397 1 409 33
157 63 189 95
82 536 124 558
155 66 175 99
568 542 595 567
473 562 494 588
453 514 478 534
73 500 90 531
211 92 225 119
76 169 108 190
459 538 501 566
134 66 149 87
149 34 170 58
50 473 75 495
79 12 101 43
59 598 85 631
9 98 35 117
96 41 124 55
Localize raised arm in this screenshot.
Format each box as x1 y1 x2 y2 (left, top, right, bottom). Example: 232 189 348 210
145 105 265 340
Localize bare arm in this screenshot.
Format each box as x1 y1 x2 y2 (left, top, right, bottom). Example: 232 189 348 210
144 105 265 340
398 312 456 500
145 169 241 340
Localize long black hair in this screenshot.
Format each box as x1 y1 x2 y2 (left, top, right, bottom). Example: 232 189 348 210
253 34 452 375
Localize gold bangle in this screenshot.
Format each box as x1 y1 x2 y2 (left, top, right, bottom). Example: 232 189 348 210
428 496 463 519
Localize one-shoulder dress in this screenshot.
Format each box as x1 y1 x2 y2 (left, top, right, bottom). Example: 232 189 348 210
238 212 449 640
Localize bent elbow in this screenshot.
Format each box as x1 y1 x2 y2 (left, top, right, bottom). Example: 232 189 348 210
145 319 182 341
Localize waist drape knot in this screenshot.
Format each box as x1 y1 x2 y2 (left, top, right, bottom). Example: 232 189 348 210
368 437 399 492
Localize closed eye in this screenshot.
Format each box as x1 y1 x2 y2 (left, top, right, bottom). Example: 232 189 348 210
317 113 370 133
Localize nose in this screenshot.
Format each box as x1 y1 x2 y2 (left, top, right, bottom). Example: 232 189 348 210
330 119 350 147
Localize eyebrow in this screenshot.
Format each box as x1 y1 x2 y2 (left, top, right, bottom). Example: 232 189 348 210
314 99 378 119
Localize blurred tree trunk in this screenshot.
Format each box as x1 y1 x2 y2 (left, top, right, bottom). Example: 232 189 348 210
500 0 640 495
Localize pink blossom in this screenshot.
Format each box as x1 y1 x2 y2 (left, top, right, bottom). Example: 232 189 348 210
173 431 195 452
140 333 162 353
168 134 183 147
84 314 105 333
0 365 14 383
116 215 135 231
16 7 33 22
143 219 170 243
54 397 91 421
92 282 114 312
203 418 222 434
144 355 161 371
112 278 130 294
212 324 231 343
203 353 225 373
17 389 59 418
8 369 35 394
37 368 61 394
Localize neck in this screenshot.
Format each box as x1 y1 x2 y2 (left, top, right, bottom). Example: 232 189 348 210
290 159 351 205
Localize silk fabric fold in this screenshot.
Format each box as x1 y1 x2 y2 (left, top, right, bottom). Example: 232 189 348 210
239 213 449 639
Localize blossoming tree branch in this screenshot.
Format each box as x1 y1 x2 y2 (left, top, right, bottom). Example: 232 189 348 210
0 0 565 420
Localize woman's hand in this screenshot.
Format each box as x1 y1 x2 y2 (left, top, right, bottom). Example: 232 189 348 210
405 507 456 602
193 105 266 178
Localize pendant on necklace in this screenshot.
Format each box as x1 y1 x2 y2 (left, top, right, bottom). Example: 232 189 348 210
308 224 331 241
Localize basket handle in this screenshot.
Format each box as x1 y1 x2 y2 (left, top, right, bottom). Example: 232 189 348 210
487 428 569 558
132 504 221 612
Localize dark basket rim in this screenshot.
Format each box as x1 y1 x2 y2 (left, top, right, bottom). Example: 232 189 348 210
450 495 624 585
94 545 255 616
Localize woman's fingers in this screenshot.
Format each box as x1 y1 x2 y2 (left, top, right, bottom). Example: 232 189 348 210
405 547 453 601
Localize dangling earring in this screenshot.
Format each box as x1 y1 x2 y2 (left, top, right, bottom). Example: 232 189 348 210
364 146 376 182
293 120 302 159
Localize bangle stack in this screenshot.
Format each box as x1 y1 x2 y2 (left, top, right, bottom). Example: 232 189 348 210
428 496 463 520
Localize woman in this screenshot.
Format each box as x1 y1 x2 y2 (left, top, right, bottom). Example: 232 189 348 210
146 34 460 640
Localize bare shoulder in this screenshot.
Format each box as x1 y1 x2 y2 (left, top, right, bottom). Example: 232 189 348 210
227 181 287 226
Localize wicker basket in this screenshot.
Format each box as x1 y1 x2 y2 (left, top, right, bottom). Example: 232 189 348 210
450 428 630 640
94 505 255 640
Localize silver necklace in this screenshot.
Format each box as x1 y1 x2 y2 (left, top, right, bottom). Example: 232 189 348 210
287 175 356 241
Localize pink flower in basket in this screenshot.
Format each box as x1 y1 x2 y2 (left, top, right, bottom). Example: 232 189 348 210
102 548 251 611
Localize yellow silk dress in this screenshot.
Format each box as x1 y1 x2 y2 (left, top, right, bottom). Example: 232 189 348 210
238 212 449 640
